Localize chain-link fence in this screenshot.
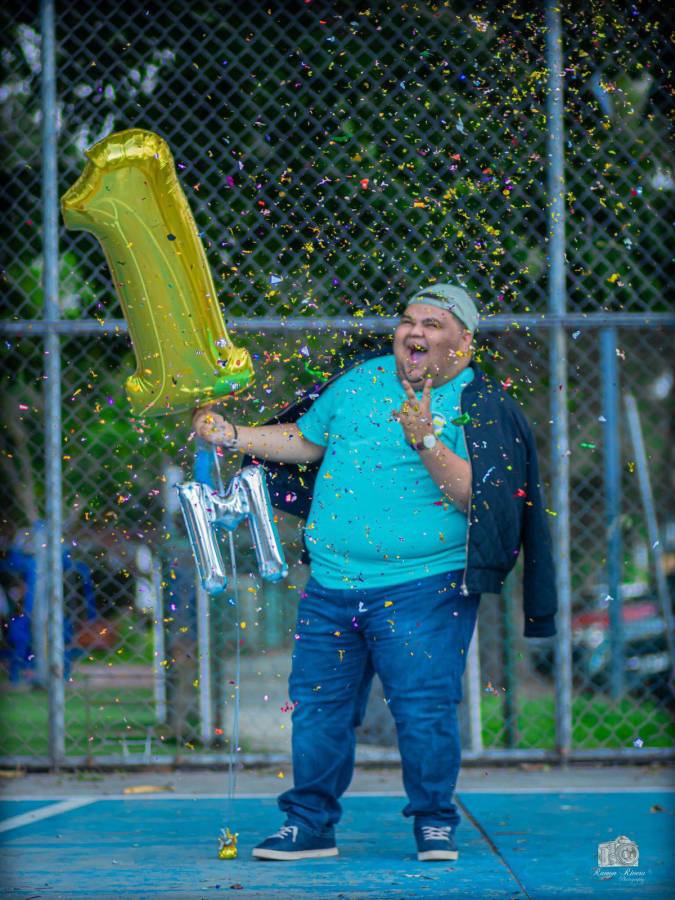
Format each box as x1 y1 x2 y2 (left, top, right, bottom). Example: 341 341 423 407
1 0 673 767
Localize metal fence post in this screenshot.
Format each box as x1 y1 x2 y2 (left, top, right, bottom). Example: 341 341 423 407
502 575 518 748
600 327 624 699
624 394 675 677
151 554 167 725
31 521 49 687
546 0 573 761
465 622 484 754
40 0 65 767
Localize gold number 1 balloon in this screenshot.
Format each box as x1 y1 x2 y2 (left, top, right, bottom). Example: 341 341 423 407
61 128 253 418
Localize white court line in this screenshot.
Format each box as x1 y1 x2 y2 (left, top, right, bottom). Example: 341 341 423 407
3 787 673 804
0 798 97 833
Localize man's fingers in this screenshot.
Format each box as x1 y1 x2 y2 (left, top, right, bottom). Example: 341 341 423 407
194 413 215 429
202 426 230 445
202 414 225 428
422 378 432 407
401 378 417 401
195 415 228 443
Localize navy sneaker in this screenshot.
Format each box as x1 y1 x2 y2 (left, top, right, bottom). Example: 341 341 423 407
252 824 338 860
415 824 458 861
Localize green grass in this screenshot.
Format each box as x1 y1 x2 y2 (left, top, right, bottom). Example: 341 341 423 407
481 694 675 750
74 618 156 666
1 685 168 757
1 685 672 758
0 683 247 758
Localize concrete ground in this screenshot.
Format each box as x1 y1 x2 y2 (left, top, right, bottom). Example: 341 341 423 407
1 765 673 899
1 763 672 799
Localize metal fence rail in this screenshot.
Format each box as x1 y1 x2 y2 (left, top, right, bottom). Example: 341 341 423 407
0 0 672 768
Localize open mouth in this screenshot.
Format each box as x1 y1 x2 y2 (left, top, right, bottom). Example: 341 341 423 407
407 344 428 366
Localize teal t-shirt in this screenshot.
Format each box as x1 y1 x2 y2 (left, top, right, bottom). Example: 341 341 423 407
295 355 474 589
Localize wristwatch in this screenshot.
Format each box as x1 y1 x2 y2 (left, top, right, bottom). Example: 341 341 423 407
410 433 437 451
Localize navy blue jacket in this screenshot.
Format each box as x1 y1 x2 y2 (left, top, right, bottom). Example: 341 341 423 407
244 357 557 638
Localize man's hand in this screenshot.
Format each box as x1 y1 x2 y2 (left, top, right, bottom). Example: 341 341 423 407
192 406 236 446
395 377 471 511
395 377 435 447
191 411 325 465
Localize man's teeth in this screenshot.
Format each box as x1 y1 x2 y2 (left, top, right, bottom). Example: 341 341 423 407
408 346 427 368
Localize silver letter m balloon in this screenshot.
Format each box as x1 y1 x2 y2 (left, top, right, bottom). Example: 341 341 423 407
176 466 287 595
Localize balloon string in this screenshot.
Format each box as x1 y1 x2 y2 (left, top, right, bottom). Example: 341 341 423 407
210 447 239 808
227 530 241 806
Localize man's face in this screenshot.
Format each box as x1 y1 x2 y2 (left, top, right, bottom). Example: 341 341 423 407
393 302 473 388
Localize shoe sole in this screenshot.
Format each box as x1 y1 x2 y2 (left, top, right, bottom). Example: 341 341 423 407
252 847 339 860
418 849 459 861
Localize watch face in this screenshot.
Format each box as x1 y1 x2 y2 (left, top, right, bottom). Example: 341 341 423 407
422 433 437 450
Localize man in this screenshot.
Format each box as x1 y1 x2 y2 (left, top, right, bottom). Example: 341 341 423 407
193 282 557 862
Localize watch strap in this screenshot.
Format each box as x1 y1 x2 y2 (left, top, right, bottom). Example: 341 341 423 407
410 434 435 451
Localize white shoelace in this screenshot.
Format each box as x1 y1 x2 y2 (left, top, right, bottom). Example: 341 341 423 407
421 825 452 841
271 825 299 842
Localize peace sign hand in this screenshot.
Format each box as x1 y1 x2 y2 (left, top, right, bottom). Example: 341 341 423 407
395 377 434 447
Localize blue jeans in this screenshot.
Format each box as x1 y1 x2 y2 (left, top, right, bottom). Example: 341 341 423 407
278 570 479 835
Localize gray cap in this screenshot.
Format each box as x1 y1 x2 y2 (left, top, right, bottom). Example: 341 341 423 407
407 282 479 333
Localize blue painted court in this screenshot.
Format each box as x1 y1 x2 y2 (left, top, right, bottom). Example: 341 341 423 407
1 790 671 898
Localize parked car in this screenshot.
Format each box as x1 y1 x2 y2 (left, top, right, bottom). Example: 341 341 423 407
533 590 672 698
571 599 671 696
